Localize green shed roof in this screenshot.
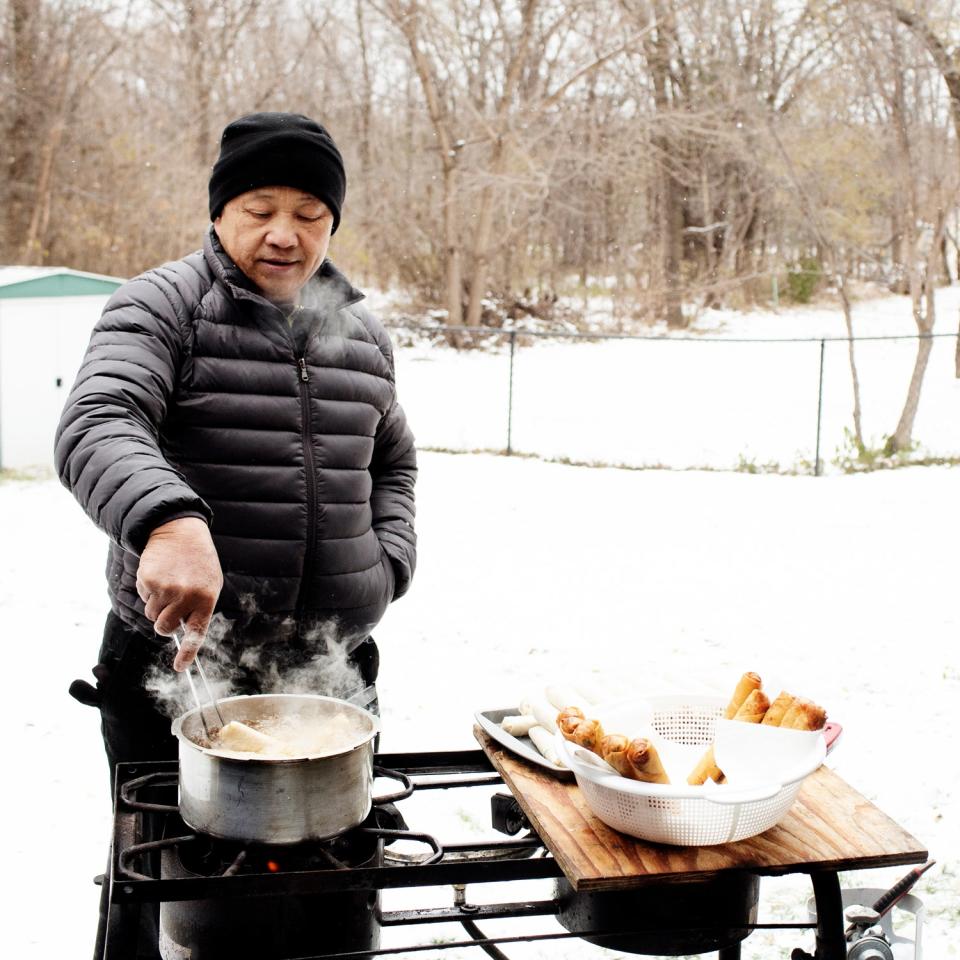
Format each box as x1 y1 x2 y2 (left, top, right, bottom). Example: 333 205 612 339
0 266 124 299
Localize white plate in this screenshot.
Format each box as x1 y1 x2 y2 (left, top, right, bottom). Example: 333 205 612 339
475 708 573 777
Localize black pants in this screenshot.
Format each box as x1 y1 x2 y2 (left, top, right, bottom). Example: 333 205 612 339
72 612 380 796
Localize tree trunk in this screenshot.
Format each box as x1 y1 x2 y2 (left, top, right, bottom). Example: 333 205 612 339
387 0 463 325
645 0 686 328
185 1 210 167
4 0 39 257
20 51 71 264
837 275 864 449
888 330 934 453
442 161 464 326
355 0 373 180
465 138 505 328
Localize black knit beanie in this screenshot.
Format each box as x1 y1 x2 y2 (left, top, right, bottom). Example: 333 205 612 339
208 112 346 232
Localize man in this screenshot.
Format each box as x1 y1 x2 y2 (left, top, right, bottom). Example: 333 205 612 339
56 112 417 783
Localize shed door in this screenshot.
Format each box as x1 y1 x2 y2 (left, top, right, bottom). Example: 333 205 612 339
0 296 103 469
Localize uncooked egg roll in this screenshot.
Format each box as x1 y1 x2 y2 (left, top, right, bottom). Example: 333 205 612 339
501 715 539 737
528 724 564 766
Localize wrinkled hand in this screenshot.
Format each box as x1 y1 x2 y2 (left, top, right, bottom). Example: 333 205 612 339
136 517 223 672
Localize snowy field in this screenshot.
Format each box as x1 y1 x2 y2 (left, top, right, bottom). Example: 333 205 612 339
4 457 957 959
4 284 959 958
387 284 960 471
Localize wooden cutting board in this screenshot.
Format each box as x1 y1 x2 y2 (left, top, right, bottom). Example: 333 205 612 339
475 726 928 892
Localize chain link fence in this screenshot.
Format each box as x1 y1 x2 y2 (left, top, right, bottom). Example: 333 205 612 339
389 325 960 474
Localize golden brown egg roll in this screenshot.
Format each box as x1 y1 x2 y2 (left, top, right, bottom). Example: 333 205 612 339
557 706 585 740
598 733 635 779
687 744 723 785
570 717 605 754
689 688 769 784
723 672 763 719
732 689 770 724
780 697 827 731
625 737 670 784
761 691 796 726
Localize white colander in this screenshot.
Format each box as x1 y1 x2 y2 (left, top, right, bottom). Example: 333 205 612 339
556 695 826 846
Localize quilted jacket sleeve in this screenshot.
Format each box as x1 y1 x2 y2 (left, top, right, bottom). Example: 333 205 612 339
54 270 212 556
367 319 417 601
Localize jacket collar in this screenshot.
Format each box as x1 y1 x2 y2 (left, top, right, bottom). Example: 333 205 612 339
202 226 364 314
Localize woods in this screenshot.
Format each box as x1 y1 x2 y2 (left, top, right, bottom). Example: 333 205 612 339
2 0 958 451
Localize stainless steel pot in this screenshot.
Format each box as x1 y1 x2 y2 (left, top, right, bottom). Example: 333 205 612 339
172 693 406 844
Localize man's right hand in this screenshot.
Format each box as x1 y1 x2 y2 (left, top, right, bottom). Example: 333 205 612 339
136 517 223 672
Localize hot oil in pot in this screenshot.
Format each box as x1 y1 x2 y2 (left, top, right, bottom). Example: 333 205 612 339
198 710 369 759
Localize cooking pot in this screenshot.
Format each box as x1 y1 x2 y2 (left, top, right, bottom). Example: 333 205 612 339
172 693 411 844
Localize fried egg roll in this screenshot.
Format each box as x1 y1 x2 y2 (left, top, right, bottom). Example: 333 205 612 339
625 737 670 784
687 744 723 785
690 687 770 783
761 691 796 726
598 733 635 779
557 706 585 739
732 689 771 724
780 697 827 731
723 671 763 718
570 717 605 754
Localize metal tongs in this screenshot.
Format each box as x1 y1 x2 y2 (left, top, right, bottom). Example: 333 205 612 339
173 625 225 739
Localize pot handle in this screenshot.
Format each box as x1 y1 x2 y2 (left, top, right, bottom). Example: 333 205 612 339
360 827 443 865
372 765 415 804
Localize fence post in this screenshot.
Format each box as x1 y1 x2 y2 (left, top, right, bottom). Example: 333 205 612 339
506 330 517 455
814 338 825 476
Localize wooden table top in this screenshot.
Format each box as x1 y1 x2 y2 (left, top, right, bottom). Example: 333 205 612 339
475 726 928 892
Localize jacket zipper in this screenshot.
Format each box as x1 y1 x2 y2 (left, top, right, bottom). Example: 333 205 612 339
296 356 318 623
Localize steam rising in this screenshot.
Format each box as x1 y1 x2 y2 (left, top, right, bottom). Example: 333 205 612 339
145 603 372 720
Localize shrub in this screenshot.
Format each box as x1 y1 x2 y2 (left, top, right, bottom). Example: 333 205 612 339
786 257 822 304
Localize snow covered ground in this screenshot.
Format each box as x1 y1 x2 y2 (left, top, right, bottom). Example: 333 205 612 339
4 456 957 959
4 285 959 958
387 284 960 472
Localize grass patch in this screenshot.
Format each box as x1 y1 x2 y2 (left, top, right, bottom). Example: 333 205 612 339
0 466 53 484
417 444 959 476
831 429 960 473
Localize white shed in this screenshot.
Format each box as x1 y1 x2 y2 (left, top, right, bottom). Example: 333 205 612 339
0 266 125 470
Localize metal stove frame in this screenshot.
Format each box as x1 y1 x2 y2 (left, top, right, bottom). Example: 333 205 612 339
96 750 857 960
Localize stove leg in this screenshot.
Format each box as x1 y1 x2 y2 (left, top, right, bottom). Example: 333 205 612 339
717 945 741 959
810 870 846 960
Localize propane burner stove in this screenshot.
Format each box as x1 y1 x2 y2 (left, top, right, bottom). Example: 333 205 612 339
93 750 928 960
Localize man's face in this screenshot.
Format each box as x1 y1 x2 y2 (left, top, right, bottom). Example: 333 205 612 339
214 186 334 304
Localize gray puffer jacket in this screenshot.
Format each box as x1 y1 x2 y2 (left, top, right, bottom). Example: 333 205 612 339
55 229 416 645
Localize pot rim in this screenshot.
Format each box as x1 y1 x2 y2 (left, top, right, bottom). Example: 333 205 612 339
171 692 380 764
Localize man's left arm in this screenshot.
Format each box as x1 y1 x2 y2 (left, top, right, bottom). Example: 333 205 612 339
370 398 417 600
